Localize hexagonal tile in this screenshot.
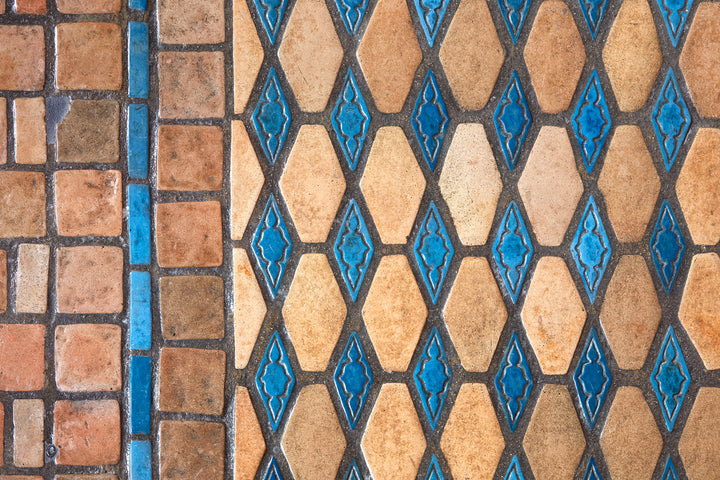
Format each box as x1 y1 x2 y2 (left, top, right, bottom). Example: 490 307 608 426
518 126 584 246
441 383 504 480
523 0 585 113
363 255 428 372
234 386 265 480
522 256 587 374
679 3 720 118
283 254 346 371
361 383 426 480
231 121 264 240
280 125 346 243
679 387 720 480
233 0 263 113
360 126 426 244
233 248 267 369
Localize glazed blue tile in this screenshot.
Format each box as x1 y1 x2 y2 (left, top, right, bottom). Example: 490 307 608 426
334 332 373 429
129 441 151 480
252 68 291 164
572 70 611 173
413 201 454 304
252 195 292 298
256 332 295 431
504 456 526 480
498 0 531 43
412 70 449 171
492 201 533 303
494 71 531 171
253 0 289 44
573 327 612 428
129 355 151 434
425 455 445 480
129 271 151 351
334 199 373 301
662 458 680 480
571 196 611 303
128 22 149 99
651 326 690 431
413 0 450 46
413 328 452 429
129 0 146 10
656 0 693 46
335 0 369 34
650 201 686 293
495 332 533 432
578 0 608 40
345 460 362 480
584 458 603 480
128 184 151 266
128 104 149 179
652 69 691 171
264 458 284 480
332 68 370 171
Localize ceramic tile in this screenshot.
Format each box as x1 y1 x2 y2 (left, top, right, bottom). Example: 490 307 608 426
54 324 122 392
679 2 720 118
55 23 122 91
0 26 44 90
159 276 225 340
158 347 225 415
14 98 46 165
53 400 121 466
57 100 120 163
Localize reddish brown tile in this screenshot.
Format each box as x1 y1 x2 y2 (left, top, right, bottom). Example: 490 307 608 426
57 100 120 164
160 276 224 340
14 97 46 165
55 170 122 237
13 399 44 468
56 246 124 314
0 324 45 391
56 23 122 91
56 0 120 13
0 172 46 238
159 347 226 415
158 0 224 44
0 26 45 91
15 0 46 13
54 400 121 466
156 201 223 268
158 52 225 119
160 421 225 480
55 324 122 392
157 125 223 191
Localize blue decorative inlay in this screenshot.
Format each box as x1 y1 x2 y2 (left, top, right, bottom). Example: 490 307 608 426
413 0 450 46
413 202 454 304
128 22 149 99
504 456 526 480
253 0 288 44
412 70 449 171
332 69 370 171
656 0 693 46
129 356 151 435
253 68 291 164
128 104 148 180
335 0 369 35
334 332 373 429
650 201 686 293
128 184 151 266
494 72 531 171
129 271 151 351
498 0 531 43
662 458 680 480
571 196 612 303
573 328 612 428
252 195 292 298
263 458 284 480
414 328 451 429
492 201 533 303
572 70 611 173
345 460 362 480
334 199 373 301
129 0 146 10
578 0 608 40
425 455 445 480
652 69 691 172
129 441 151 480
584 459 603 480
651 326 690 431
495 332 533 431
256 332 295 431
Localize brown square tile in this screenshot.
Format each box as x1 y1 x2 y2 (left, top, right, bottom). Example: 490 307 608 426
57 100 120 164
14 97 46 165
57 0 120 13
53 400 120 466
158 52 225 119
0 26 44 91
160 276 224 340
56 23 122 91
0 250 6 313
0 98 7 165
15 0 46 13
55 324 121 392
54 170 122 237
158 0 224 44
158 125 224 191
160 420 224 480
0 324 45 391
0 172 46 238
159 347 225 415
56 246 123 314
156 201 223 268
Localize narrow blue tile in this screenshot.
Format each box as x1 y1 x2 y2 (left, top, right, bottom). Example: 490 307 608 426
129 271 151 350
129 0 147 10
128 104 149 179
130 356 152 434
129 184 151 266
128 22 149 99
130 440 151 480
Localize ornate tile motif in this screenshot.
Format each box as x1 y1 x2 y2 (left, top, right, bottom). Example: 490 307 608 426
571 195 612 303
414 328 452 429
494 71 532 170
334 198 374 301
334 332 373 429
505 456 526 480
652 68 692 171
425 455 446 480
584 458 604 480
572 70 612 173
253 0 289 43
252 195 293 298
574 327 612 428
332 68 371 171
255 332 295 431
413 201 454 304
650 201 687 293
413 0 450 46
495 332 534 431
651 326 691 431
497 0 532 43
656 0 694 46
579 0 609 39
253 68 291 164
412 70 449 171
492 201 534 302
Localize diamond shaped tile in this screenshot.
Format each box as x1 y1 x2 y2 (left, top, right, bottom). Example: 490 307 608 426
498 0 531 43
494 71 532 170
255 332 295 431
335 0 368 34
494 331 533 432
413 201 454 304
233 248 267 369
574 327 612 428
650 201 686 293
657 0 693 46
651 326 690 431
492 201 534 303
235 386 266 480
334 199 374 301
345 460 362 480
412 70 449 171
505 456 526 480
414 327 452 429
263 458 284 480
252 68 291 164
331 68 371 171
425 455 445 480
253 0 288 43
334 332 373 429
661 458 679 480
571 196 612 303
231 121 265 240
572 70 612 173
413 0 449 46
252 195 293 298
679 253 720 369
234 0 264 112
679 3 720 118
679 388 720 479
652 69 691 171
579 0 608 39
584 459 603 480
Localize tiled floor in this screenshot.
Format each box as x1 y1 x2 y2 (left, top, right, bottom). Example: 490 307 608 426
0 0 719 478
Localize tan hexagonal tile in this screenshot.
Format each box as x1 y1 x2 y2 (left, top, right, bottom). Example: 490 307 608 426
443 257 507 372
363 255 428 371
360 127 426 244
234 386 265 480
231 121 264 240
601 386 662 480
361 383 426 480
522 257 587 374
598 126 660 243
524 384 586 480
283 254 346 371
439 124 502 246
679 387 720 480
233 0 263 113
518 126 583 246
523 0 585 113
680 3 720 118
280 125 346 243
233 248 266 369
439 0 504 110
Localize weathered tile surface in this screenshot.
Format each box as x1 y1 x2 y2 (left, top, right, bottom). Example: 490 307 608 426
160 276 224 340
158 347 225 415
54 400 121 465
157 125 223 191
55 324 121 392
57 100 120 163
55 170 122 236
56 23 122 90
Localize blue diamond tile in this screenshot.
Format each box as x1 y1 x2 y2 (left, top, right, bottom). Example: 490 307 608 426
498 0 532 43
335 0 369 35
414 328 452 429
494 71 532 171
252 195 293 298
334 199 374 301
650 201 686 293
662 458 680 480
345 460 363 480
584 459 603 480
425 455 445 480
492 201 533 303
252 68 291 164
412 70 449 171
573 327 612 428
256 332 295 431
578 0 608 40
414 0 450 46
263 458 284 480
571 196 612 303
652 69 691 171
253 0 289 43
495 332 533 431
651 326 691 431
572 70 612 173
504 456 526 480
656 0 693 47
332 69 370 171
413 201 454 304
334 332 373 430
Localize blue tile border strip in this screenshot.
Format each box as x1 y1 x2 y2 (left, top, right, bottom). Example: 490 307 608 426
130 355 152 434
128 184 151 266
128 104 149 180
129 271 152 350
130 440 152 480
128 22 149 99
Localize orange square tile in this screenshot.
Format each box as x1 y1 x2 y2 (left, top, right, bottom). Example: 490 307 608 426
56 23 122 91
0 26 44 91
158 52 225 119
57 0 120 13
158 125 224 191
15 0 46 14
54 170 122 237
159 347 226 415
0 171 46 238
156 201 223 268
55 324 121 392
56 246 123 314
53 400 120 466
158 0 224 44
0 324 45 391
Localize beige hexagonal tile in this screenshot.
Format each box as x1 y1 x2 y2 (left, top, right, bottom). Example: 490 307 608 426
283 254 346 371
360 127 426 244
524 384 586 480
233 248 266 369
679 3 720 118
679 387 720 480
363 255 428 371
361 383 426 480
280 125 346 243
518 126 583 246
441 383 504 480
231 121 264 240
234 386 265 480
439 124 502 246
233 0 263 113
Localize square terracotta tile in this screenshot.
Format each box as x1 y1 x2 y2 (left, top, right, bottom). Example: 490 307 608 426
56 23 122 91
57 100 120 163
56 0 120 13
0 324 45 391
158 0 224 44
160 420 224 480
157 125 224 191
56 246 123 314
160 276 224 340
54 170 122 237
155 201 223 268
0 172 46 238
158 52 225 119
0 26 44 91
15 0 46 13
158 347 226 415
53 400 120 465
55 324 122 392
